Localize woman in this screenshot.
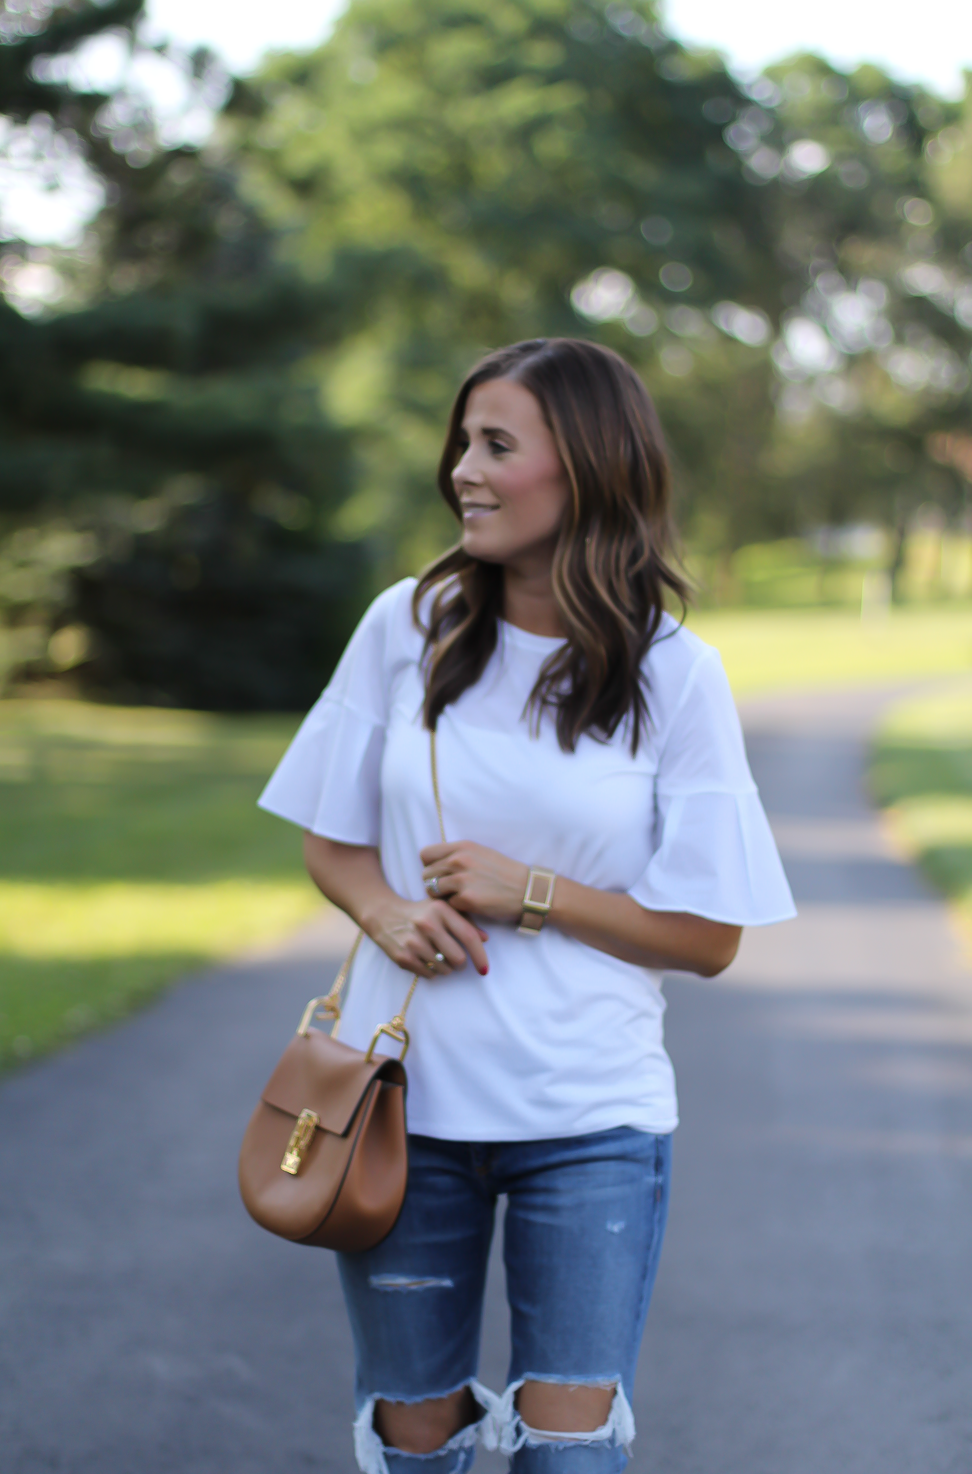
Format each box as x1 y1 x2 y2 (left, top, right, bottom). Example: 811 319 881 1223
259 337 795 1474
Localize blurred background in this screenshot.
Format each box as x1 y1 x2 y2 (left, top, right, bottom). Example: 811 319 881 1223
2 0 972 1068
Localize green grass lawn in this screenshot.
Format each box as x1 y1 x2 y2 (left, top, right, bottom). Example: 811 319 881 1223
870 684 972 951
0 701 317 1069
3 600 972 1072
687 602 972 696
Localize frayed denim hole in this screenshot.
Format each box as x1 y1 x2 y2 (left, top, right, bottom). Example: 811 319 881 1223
495 1380 635 1456
353 1396 387 1474
354 1381 502 1474
368 1274 455 1292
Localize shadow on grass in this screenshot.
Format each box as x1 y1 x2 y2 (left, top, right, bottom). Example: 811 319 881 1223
0 953 207 1073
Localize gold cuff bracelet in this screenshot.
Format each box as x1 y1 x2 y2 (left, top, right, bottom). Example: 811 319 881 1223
517 867 556 936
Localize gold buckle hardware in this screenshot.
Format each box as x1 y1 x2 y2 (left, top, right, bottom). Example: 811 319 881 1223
517 867 556 936
296 994 341 1037
295 933 364 1037
280 1108 320 1175
365 1015 410 1063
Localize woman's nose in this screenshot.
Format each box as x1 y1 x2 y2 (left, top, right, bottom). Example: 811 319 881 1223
452 450 480 487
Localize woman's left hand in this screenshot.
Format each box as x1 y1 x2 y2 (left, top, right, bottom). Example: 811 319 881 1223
420 841 530 924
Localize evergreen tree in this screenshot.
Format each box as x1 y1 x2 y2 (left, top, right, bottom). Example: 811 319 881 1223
5 0 971 703
0 1 379 706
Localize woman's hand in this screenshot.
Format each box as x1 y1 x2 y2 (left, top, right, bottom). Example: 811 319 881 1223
420 837 741 976
302 833 489 978
363 894 490 978
420 841 529 924
304 832 738 983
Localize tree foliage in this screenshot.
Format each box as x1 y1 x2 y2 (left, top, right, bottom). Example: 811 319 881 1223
230 0 787 560
0 1 375 706
228 0 972 559
2 0 972 707
747 55 972 542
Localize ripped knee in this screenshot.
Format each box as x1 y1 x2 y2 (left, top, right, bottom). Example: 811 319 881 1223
517 1379 616 1435
375 1386 479 1455
354 1385 496 1474
495 1378 636 1454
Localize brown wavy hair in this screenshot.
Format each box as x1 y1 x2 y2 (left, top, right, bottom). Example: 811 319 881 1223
412 337 690 753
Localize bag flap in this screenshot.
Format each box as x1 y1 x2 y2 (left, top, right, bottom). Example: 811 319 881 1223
261 1028 405 1136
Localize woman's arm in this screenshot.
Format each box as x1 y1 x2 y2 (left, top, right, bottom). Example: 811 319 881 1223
546 875 740 976
419 841 740 978
303 833 490 977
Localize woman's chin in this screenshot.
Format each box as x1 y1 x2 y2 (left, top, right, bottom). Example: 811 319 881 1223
461 531 507 564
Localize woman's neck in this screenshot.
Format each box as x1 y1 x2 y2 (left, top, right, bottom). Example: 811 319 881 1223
501 559 565 638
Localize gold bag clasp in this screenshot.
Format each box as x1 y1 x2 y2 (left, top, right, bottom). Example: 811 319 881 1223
365 1017 410 1063
280 1108 320 1176
296 995 340 1037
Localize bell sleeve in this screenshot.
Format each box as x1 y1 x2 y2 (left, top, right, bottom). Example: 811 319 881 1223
627 647 796 926
257 582 406 846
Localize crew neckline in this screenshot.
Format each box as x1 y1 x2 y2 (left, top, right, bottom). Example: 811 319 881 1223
498 618 567 653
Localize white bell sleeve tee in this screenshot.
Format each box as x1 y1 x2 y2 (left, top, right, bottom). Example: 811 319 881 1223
626 637 791 924
259 577 795 1142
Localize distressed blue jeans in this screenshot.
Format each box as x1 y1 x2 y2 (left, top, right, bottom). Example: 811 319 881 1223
337 1126 672 1474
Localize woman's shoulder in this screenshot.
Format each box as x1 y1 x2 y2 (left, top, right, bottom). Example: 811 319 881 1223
354 577 424 657
322 578 423 713
645 611 720 686
642 612 731 743
361 575 419 627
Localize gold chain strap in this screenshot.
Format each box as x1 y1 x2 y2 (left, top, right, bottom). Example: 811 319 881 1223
298 730 445 1061
429 728 445 841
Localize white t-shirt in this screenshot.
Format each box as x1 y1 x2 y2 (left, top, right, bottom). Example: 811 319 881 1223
259 577 795 1141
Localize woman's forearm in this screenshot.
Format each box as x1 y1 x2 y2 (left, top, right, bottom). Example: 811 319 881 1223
550 876 740 977
420 839 741 978
303 833 490 976
302 833 396 929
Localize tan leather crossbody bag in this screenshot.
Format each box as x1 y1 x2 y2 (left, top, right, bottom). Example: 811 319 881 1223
237 731 445 1252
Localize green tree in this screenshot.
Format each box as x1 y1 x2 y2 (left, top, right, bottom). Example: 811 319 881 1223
729 55 972 562
8 0 971 707
0 1 378 705
230 0 788 567
232 8 972 569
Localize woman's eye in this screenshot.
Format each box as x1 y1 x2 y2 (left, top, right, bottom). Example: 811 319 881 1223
489 440 510 456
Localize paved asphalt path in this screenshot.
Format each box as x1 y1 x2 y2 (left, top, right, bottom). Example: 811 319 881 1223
3 681 972 1473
